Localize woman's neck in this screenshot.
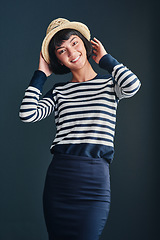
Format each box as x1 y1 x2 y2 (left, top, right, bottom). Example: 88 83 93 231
71 61 97 83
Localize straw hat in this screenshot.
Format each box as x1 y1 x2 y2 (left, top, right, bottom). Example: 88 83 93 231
41 18 91 64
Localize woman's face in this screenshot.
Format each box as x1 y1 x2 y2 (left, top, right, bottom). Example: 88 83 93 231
55 35 88 71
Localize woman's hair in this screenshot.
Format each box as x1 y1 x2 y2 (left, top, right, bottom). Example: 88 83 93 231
48 29 92 74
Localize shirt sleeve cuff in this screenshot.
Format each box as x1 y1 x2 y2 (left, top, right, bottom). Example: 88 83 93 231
99 54 120 74
29 70 47 92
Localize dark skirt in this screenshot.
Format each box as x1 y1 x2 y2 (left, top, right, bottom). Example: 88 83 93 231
43 153 111 240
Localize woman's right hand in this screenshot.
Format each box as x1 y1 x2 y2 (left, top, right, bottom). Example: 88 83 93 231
91 38 107 64
38 52 52 77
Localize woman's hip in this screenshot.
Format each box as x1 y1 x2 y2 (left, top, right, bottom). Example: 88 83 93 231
44 153 111 203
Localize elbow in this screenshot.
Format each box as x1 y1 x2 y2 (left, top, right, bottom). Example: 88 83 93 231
19 110 37 123
120 79 141 99
19 113 33 123
128 77 141 94
133 79 141 95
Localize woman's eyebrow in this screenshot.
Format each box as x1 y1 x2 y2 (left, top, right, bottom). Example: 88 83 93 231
70 37 77 42
56 46 64 51
56 37 77 51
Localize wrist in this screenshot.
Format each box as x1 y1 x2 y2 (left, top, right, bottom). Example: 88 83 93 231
99 54 120 74
38 69 47 77
29 70 47 92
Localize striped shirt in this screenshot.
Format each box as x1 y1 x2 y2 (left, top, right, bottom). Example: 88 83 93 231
19 54 141 163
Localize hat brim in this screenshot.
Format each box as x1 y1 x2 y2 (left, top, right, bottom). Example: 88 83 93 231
41 21 91 64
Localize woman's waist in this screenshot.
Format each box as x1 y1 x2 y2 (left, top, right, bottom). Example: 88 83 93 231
51 142 114 164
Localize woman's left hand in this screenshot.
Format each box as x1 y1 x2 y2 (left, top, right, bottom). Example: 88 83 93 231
91 38 107 64
38 52 52 77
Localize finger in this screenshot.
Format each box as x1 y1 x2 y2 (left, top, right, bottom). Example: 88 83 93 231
92 49 97 54
92 43 98 47
91 40 99 47
92 45 98 50
93 37 101 44
91 44 99 52
92 55 98 64
92 55 96 61
93 38 104 48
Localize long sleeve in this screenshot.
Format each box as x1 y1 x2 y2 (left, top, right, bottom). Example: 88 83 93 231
19 70 55 123
99 54 141 99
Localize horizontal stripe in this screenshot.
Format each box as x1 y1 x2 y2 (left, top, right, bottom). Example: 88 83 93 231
55 96 116 112
57 103 116 115
20 61 140 154
56 123 115 134
19 111 38 122
56 133 113 142
56 110 116 124
123 85 140 94
54 89 115 101
57 100 116 113
20 102 38 107
56 127 114 138
26 86 41 94
56 116 116 130
51 138 114 148
56 95 116 110
20 97 39 103
56 119 115 132
122 76 138 88
119 73 134 87
55 77 112 90
53 134 113 145
22 96 39 102
54 82 114 95
56 128 114 140
54 133 114 145
56 112 116 126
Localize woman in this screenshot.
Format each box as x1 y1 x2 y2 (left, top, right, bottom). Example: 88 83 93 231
19 18 141 240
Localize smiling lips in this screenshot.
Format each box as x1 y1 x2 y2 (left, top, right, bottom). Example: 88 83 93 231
71 54 81 63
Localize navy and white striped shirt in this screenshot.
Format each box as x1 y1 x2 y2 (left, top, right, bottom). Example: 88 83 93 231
19 54 141 163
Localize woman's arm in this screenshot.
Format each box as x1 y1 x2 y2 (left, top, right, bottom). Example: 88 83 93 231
19 53 55 123
91 38 141 99
38 52 52 77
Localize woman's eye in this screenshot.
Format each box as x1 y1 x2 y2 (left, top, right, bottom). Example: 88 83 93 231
73 41 78 46
59 49 65 54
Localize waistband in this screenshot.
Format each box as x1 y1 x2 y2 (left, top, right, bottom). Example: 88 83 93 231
53 153 110 164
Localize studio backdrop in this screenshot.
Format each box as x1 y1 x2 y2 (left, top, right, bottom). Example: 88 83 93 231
0 0 159 239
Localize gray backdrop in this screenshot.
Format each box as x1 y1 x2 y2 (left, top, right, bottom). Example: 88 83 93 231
0 0 159 239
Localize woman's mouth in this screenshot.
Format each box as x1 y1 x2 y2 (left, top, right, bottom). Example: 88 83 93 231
71 55 81 63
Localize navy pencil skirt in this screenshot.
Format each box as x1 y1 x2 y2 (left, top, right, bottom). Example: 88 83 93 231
43 153 111 240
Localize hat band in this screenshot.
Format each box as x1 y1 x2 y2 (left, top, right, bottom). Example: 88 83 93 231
52 25 60 30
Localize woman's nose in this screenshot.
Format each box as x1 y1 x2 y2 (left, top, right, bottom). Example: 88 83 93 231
67 47 74 57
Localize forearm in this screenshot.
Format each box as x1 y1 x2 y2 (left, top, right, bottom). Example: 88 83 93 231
99 54 141 99
19 71 54 123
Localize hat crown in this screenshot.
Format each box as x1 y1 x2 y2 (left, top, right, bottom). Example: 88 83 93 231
46 18 70 35
42 18 91 64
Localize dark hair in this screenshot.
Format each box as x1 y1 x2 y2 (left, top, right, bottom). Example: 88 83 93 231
48 29 92 74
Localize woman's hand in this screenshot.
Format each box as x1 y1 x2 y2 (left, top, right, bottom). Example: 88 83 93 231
91 38 107 64
38 52 52 77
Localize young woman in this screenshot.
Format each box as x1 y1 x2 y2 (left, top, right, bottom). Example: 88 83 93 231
19 18 141 240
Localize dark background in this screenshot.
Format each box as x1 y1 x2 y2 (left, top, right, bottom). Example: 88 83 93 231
0 0 159 239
